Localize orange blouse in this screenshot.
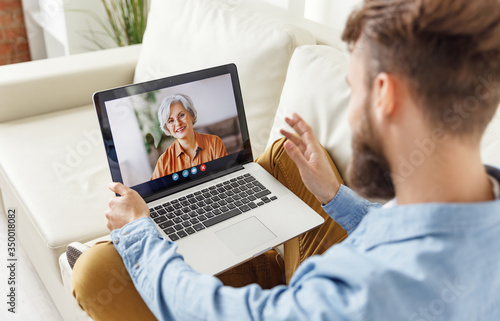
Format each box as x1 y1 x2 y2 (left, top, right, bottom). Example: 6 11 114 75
150 132 228 180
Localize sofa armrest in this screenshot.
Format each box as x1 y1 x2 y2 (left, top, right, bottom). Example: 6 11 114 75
0 44 142 123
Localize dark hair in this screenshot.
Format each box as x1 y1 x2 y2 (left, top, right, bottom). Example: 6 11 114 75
342 0 500 137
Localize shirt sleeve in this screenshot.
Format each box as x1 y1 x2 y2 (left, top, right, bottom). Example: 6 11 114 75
321 185 382 234
110 217 378 321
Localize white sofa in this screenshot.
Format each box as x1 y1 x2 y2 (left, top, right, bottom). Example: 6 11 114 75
1 1 499 320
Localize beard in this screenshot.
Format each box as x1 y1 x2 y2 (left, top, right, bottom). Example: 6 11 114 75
346 105 396 200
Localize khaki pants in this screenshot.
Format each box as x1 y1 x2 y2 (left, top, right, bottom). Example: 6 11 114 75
72 138 348 320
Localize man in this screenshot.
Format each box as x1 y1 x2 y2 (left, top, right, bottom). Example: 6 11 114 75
72 0 500 319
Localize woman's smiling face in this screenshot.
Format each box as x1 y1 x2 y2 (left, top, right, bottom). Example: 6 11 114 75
166 102 194 139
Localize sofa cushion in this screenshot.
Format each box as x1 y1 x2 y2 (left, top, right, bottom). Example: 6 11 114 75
267 45 353 178
134 0 315 158
0 105 110 248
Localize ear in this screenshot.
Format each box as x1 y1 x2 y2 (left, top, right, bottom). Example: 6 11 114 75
372 72 397 124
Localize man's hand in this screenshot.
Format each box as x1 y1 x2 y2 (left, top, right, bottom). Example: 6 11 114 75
280 113 341 205
105 182 149 231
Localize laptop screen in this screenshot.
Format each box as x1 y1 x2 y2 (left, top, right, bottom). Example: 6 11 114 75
94 64 252 202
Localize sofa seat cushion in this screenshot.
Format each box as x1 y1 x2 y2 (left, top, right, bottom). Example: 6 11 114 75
0 105 111 248
134 0 315 158
267 45 352 178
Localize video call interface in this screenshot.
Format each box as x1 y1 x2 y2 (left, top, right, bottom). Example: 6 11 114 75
104 73 244 191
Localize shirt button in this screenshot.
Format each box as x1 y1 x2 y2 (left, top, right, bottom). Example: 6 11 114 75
134 263 140 269
114 238 119 245
123 232 129 235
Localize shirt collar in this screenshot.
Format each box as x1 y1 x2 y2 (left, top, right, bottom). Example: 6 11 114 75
359 165 500 250
173 131 205 158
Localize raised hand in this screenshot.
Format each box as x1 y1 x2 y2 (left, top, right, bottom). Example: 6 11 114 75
105 182 150 231
280 113 341 204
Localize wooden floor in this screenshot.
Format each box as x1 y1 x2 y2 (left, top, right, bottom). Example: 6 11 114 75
0 208 64 321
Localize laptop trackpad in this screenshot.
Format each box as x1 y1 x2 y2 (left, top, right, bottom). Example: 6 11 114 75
215 217 276 256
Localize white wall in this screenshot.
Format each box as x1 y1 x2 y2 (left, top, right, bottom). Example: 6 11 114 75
22 0 68 59
25 0 361 59
63 0 116 54
261 0 363 32
304 0 362 32
22 0 116 59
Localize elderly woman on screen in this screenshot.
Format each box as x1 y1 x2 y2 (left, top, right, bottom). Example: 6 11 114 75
150 94 228 180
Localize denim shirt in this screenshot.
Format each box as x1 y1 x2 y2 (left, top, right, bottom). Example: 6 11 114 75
111 166 500 321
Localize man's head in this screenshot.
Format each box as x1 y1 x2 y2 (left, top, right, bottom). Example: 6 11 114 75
343 0 500 199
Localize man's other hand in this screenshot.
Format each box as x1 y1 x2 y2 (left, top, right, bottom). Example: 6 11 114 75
280 113 341 205
106 182 149 231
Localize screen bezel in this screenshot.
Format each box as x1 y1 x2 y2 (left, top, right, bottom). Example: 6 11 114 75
93 64 253 202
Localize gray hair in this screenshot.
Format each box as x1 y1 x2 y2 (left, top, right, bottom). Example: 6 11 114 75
157 94 197 136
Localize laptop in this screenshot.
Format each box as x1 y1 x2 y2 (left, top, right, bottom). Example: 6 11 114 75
93 64 324 275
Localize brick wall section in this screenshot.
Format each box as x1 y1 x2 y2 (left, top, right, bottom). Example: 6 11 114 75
0 0 31 66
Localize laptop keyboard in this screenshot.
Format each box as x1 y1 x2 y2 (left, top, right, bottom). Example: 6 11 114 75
149 173 278 241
